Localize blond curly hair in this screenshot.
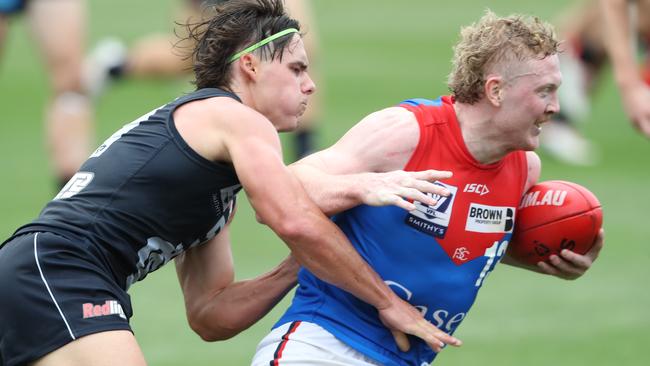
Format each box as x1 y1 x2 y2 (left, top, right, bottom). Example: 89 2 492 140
448 11 560 104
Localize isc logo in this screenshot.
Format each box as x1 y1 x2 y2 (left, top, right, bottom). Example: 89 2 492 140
463 183 489 196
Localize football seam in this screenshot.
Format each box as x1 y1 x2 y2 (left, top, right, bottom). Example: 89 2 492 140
517 207 601 232
552 180 602 210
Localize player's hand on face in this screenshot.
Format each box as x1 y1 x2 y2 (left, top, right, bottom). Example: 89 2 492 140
361 170 453 211
377 295 462 353
537 229 604 280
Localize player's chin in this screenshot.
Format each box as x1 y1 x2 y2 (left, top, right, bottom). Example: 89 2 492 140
514 134 538 151
276 117 300 132
524 130 541 150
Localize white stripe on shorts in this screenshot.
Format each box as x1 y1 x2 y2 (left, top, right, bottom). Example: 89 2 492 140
33 233 76 340
251 321 382 366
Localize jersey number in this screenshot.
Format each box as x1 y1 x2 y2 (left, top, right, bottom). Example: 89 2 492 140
475 239 508 287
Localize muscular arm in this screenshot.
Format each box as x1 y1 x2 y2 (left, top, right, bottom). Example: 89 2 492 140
174 99 460 351
226 107 397 309
290 107 452 215
600 0 650 136
175 224 299 341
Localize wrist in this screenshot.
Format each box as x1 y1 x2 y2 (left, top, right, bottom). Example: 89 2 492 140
278 256 300 282
371 283 399 311
615 71 644 92
349 173 368 205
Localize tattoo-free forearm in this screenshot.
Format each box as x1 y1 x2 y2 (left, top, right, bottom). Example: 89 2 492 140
184 257 298 341
290 162 364 216
600 0 639 88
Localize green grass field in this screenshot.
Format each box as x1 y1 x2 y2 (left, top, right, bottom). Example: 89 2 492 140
1 0 649 365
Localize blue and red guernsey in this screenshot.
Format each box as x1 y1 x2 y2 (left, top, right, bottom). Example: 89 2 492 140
276 96 528 365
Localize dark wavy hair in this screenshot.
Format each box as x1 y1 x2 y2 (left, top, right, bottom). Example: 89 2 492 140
183 0 301 90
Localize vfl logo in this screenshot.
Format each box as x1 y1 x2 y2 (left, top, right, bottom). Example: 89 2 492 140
405 182 458 238
82 300 126 319
465 203 515 233
463 183 490 196
453 247 470 261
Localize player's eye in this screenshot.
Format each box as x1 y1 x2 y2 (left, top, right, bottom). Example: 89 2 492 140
538 85 555 97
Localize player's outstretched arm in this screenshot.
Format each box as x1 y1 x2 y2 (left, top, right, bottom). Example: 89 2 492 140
600 0 650 137
290 107 452 215
227 106 461 352
175 224 300 341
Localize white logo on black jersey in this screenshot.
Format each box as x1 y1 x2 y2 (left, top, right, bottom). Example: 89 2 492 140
90 106 162 158
54 172 94 200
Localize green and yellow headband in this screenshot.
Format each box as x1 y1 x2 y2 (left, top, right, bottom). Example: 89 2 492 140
228 28 299 63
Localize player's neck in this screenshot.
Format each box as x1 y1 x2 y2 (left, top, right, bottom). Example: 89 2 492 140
454 101 511 164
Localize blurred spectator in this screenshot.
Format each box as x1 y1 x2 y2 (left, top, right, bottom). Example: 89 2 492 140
1 0 94 188
541 0 649 165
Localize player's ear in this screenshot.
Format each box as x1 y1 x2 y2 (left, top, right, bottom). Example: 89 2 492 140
484 75 503 107
238 53 259 80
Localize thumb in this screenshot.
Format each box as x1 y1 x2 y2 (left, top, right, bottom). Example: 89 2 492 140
391 330 411 352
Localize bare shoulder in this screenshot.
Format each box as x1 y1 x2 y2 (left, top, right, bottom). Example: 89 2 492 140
322 106 420 172
173 97 277 163
363 106 417 128
343 106 418 142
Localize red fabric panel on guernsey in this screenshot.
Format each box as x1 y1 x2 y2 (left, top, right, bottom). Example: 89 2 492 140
270 321 302 366
400 96 528 265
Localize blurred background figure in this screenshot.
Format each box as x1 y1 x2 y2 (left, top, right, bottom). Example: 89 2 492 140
0 0 94 188
541 0 650 165
600 0 650 136
84 0 323 160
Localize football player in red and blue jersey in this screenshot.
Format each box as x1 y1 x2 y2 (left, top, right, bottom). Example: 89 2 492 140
253 11 604 366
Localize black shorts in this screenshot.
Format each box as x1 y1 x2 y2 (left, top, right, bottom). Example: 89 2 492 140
0 0 27 15
0 232 133 366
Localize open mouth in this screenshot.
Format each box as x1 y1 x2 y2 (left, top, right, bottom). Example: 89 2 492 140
534 118 550 129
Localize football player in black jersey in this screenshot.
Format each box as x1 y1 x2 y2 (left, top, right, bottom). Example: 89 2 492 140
0 1 456 365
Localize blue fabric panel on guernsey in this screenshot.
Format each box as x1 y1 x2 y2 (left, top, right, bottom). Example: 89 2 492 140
277 203 512 365
400 97 443 107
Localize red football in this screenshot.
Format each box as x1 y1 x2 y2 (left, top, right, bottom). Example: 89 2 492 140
509 180 603 265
